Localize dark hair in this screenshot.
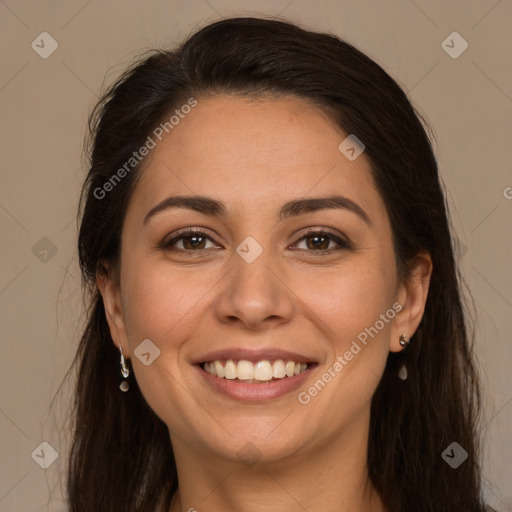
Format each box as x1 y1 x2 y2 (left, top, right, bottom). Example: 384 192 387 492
66 16 492 511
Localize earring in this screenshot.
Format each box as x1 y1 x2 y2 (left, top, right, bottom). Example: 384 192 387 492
398 334 409 380
398 363 408 380
119 344 130 392
399 334 410 347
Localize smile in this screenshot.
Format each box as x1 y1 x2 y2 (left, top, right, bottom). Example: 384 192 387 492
201 359 309 383
193 348 318 401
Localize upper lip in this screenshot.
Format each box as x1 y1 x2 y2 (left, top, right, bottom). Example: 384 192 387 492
192 348 317 364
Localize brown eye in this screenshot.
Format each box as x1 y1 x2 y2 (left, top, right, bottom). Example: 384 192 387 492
161 230 219 252
181 235 208 250
293 230 351 252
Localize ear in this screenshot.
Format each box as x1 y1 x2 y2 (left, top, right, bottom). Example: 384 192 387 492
96 261 130 359
390 251 433 352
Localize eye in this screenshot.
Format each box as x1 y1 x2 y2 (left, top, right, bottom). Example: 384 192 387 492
161 229 220 252
292 229 352 253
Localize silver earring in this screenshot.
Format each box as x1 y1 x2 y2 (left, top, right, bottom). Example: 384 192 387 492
398 363 408 380
398 334 410 380
119 344 130 392
399 334 410 347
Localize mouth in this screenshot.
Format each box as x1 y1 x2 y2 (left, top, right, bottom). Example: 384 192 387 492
193 350 318 401
199 358 313 383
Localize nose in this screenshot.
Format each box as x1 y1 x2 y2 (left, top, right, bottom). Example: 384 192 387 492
212 246 295 331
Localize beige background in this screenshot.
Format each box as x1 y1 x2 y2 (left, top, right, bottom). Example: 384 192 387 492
0 1 511 511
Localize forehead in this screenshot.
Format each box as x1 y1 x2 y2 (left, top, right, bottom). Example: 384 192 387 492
128 94 385 222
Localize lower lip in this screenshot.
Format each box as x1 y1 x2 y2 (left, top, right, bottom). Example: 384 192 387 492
196 365 315 402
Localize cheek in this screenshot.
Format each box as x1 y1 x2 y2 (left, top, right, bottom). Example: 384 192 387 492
291 256 397 347
120 260 216 342
292 257 396 412
283 260 396 438
118 262 211 429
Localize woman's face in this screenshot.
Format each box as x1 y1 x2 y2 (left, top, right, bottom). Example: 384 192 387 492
100 94 427 465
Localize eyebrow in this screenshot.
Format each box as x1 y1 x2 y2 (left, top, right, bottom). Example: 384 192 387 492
143 195 372 226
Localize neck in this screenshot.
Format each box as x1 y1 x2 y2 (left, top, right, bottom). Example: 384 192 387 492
167 409 385 512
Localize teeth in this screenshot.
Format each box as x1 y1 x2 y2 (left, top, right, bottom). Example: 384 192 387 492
237 360 254 380
224 360 237 379
214 361 225 378
254 360 273 381
202 359 309 381
272 360 286 378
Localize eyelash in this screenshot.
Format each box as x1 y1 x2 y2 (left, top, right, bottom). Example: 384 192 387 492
159 228 352 255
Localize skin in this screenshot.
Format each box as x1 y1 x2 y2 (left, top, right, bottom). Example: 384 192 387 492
97 95 432 512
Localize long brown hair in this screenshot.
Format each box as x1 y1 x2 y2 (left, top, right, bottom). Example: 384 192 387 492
65 16 492 511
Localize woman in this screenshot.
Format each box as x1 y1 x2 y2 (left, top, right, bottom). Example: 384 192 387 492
67 16 493 511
